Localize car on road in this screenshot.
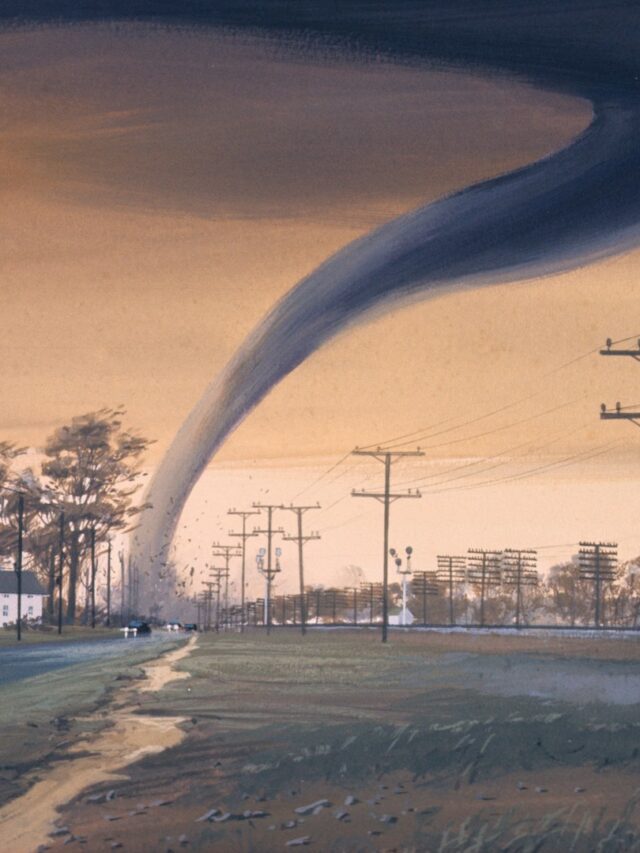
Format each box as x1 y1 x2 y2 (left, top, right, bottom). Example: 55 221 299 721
126 619 151 636
183 623 198 632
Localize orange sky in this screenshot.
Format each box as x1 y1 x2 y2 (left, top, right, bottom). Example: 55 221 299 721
2 23 640 587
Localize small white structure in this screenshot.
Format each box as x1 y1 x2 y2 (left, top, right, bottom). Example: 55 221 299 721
388 607 416 626
0 571 47 626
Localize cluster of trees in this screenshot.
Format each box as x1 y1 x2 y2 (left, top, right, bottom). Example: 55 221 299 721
0 408 151 624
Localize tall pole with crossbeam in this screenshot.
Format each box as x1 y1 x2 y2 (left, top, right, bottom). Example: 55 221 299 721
351 448 423 642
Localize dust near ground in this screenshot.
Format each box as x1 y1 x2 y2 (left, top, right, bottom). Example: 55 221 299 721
18 630 640 851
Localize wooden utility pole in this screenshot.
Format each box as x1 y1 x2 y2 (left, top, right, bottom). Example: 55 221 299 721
579 541 617 628
252 503 284 634
467 549 502 627
436 555 467 626
228 509 259 631
57 511 65 635
90 527 97 629
351 448 423 642
15 494 24 642
280 503 321 636
502 549 538 628
106 538 112 627
211 543 241 630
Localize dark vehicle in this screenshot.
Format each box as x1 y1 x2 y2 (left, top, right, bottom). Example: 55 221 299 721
127 619 151 635
183 623 198 632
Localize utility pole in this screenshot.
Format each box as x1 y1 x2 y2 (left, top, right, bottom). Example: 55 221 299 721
228 509 259 631
502 549 538 628
57 511 65 635
211 543 241 630
579 541 617 628
15 494 24 642
436 555 466 626
351 447 423 642
202 581 217 631
208 568 227 631
119 550 126 625
106 538 112 628
252 503 284 635
90 527 97 629
280 503 321 636
411 571 439 626
467 549 502 627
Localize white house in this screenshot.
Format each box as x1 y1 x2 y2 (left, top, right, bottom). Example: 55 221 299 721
0 571 47 626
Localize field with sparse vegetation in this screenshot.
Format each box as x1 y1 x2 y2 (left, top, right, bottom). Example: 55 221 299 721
20 628 636 852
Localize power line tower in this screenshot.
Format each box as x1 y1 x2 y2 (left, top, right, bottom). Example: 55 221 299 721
411 571 439 626
351 447 424 642
579 541 617 628
436 555 467 626
228 509 260 631
280 503 321 636
502 549 538 628
212 543 241 630
467 549 502 627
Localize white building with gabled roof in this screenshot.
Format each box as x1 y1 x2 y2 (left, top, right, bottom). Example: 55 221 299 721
0 571 48 626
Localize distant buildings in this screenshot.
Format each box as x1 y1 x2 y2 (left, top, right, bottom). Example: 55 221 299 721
0 571 47 627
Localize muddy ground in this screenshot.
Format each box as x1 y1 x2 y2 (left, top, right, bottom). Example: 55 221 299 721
8 629 640 852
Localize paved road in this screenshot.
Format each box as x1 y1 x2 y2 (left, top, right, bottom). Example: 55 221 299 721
0 634 172 686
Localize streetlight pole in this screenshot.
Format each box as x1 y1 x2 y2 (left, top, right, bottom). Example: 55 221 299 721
390 546 413 626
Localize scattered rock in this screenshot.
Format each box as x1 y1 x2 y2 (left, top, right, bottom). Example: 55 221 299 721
109 843 123 850
283 820 297 829
344 795 358 806
106 790 116 802
150 798 174 808
104 816 122 822
334 810 349 821
268 825 276 831
49 827 71 837
574 787 585 793
380 814 398 824
212 813 234 823
294 799 331 816
285 837 310 847
248 810 269 818
27 722 39 728
62 836 76 845
516 782 527 791
241 793 251 801
476 793 495 801
368 830 382 836
178 835 189 846
195 808 220 822
535 787 548 794
129 809 147 816
85 794 105 804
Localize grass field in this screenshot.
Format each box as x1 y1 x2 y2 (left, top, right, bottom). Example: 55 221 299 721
0 625 124 647
17 629 640 851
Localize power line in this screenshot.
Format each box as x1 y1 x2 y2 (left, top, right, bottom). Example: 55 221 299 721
425 439 621 496
421 396 586 451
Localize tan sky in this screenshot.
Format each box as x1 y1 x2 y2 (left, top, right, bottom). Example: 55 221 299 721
2 23 640 583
